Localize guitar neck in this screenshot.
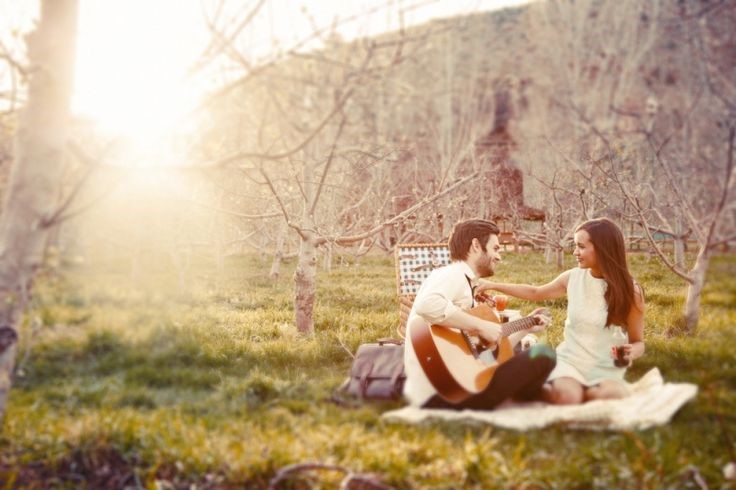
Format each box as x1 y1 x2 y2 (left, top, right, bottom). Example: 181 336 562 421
465 304 541 339
500 315 538 338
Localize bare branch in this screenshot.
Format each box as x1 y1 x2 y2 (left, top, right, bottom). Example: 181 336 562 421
597 158 693 283
680 0 728 20
337 179 375 222
319 172 478 246
309 110 348 216
708 234 736 249
39 142 99 227
259 165 305 240
704 125 736 249
208 86 355 166
0 39 28 79
287 156 310 204
194 0 267 73
192 0 428 113
187 200 282 220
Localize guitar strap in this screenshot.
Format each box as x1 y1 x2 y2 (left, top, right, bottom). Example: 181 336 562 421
465 275 476 307
465 274 499 361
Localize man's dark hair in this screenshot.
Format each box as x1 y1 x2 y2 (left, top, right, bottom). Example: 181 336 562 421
448 219 500 261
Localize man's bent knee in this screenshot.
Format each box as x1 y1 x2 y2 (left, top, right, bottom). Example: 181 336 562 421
528 344 556 372
529 344 556 362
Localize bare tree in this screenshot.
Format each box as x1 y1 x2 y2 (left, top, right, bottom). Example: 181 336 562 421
195 6 488 333
0 0 78 418
523 0 736 332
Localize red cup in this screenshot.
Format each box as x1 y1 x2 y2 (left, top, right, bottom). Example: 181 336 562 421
493 294 508 311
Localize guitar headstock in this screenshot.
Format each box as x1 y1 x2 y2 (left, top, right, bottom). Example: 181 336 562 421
473 291 496 308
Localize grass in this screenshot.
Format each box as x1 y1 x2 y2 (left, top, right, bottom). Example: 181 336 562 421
1 251 734 488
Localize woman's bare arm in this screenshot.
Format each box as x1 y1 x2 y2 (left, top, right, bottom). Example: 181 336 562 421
623 282 646 363
476 270 571 301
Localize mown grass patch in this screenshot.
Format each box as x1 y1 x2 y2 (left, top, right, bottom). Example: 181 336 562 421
1 251 734 488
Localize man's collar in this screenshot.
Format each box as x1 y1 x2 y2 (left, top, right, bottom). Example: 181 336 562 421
455 260 476 280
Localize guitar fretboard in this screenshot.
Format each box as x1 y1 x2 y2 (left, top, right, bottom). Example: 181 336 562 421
500 315 539 338
462 313 540 359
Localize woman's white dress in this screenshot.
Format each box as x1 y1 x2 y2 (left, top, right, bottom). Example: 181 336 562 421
547 267 628 386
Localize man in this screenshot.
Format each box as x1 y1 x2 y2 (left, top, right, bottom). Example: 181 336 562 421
403 219 556 409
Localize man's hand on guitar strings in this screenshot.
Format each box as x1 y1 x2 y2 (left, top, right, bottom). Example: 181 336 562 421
478 322 501 345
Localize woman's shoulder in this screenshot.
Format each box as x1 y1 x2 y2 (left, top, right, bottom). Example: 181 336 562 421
552 268 577 289
566 267 586 281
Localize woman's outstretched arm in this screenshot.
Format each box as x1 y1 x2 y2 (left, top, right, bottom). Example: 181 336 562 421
476 270 571 301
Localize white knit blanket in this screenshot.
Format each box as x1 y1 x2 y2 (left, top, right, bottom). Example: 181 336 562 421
383 368 697 431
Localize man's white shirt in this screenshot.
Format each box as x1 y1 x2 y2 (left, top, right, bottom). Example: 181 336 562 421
403 260 476 406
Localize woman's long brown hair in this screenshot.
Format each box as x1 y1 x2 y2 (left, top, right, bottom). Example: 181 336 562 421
577 218 639 327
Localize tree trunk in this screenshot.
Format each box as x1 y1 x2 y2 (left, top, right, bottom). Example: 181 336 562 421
171 247 190 295
269 224 286 281
556 248 564 270
543 225 555 264
323 243 333 274
683 248 710 333
294 234 317 334
215 236 225 280
673 220 685 270
0 0 78 418
214 190 226 279
673 237 685 270
544 245 553 264
479 175 487 220
436 212 445 239
259 232 268 262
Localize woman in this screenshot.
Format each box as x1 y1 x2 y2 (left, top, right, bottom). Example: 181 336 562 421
477 218 645 404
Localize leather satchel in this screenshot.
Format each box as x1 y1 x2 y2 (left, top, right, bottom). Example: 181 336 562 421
339 338 406 401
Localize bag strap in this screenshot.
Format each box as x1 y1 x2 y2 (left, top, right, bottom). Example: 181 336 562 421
329 380 362 408
358 364 373 395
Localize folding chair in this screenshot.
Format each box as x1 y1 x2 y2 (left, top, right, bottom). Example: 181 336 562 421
394 243 451 338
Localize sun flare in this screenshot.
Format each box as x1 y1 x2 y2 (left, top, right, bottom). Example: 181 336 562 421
73 0 207 162
64 0 531 168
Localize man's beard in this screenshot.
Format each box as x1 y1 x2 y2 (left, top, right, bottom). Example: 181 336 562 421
477 258 495 278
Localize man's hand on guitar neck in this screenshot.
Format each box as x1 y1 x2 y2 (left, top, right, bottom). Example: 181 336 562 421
502 307 552 350
528 307 552 333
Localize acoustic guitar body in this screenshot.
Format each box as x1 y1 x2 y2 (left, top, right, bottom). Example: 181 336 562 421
409 304 515 404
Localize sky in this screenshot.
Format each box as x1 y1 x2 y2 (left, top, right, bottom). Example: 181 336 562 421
1 0 531 158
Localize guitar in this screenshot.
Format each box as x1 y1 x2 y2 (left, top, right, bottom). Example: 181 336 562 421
409 303 544 403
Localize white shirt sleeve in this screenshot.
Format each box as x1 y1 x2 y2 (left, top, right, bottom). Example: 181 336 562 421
412 265 470 324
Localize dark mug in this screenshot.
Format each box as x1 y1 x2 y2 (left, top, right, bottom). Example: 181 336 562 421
613 345 628 367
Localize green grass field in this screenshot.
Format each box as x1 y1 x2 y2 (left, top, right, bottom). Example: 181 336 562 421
1 251 734 488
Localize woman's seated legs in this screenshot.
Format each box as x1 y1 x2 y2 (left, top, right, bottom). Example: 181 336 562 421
542 377 585 405
584 380 628 401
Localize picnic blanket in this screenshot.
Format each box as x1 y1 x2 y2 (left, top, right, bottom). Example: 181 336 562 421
382 368 697 431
